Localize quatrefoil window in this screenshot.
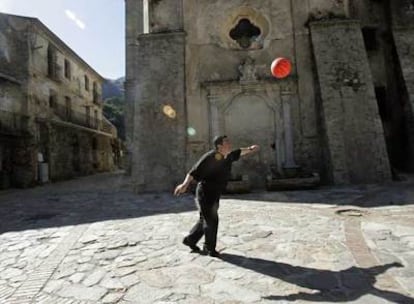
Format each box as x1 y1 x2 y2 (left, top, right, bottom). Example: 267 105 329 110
229 18 261 49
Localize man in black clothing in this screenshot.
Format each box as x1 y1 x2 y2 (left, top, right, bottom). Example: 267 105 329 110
174 135 259 257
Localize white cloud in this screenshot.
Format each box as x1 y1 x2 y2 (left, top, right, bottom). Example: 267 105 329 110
75 19 85 29
65 9 76 20
65 9 86 30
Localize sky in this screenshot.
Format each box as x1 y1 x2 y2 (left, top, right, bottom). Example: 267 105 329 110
0 0 125 79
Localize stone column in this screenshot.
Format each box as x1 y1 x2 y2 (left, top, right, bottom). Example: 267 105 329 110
281 92 298 169
310 20 391 184
125 0 143 175
207 94 222 143
131 32 186 192
125 0 144 39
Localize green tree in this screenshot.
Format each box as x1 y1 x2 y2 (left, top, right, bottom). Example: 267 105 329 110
103 97 125 140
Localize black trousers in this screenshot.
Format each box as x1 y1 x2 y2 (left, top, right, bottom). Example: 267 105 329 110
186 183 220 251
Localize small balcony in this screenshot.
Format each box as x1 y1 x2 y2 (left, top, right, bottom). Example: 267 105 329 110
49 103 112 135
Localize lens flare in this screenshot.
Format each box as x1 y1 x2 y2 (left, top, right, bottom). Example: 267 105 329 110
162 105 176 119
187 127 196 136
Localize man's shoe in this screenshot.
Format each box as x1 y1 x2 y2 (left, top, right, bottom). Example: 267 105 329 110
202 246 220 257
182 237 200 253
207 250 221 257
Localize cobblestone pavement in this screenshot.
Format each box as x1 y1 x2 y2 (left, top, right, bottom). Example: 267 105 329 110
0 172 413 304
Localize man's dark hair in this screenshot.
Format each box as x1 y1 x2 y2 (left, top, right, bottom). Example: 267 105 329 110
213 135 227 149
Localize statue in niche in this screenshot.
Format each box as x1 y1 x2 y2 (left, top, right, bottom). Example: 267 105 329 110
238 57 258 82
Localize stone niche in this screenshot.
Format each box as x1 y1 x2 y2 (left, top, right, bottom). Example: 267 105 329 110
203 76 299 189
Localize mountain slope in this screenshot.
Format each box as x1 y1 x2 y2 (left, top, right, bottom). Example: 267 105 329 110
103 77 125 140
102 77 124 100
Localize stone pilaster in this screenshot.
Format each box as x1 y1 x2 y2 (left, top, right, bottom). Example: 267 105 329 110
310 20 391 184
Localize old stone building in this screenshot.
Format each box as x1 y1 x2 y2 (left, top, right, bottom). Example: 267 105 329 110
0 12 118 189
125 0 414 192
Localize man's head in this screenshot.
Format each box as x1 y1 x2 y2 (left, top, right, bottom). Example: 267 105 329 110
213 135 232 155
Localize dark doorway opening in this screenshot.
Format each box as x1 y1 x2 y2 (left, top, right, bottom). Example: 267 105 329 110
362 27 378 51
92 137 98 169
374 80 411 173
359 0 414 175
72 136 80 173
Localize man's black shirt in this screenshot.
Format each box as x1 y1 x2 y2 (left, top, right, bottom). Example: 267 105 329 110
189 149 241 198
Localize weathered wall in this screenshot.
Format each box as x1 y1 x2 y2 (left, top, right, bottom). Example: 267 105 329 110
0 136 36 189
28 28 103 123
184 1 292 143
0 14 29 84
149 0 183 33
26 20 116 183
202 79 299 187
310 20 391 184
126 0 412 190
291 0 320 174
125 0 143 175
0 14 28 119
0 13 117 189
0 14 33 189
182 0 332 183
0 81 24 115
131 32 186 192
49 124 114 181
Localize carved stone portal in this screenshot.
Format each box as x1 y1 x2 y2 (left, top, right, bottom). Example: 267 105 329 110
205 80 298 188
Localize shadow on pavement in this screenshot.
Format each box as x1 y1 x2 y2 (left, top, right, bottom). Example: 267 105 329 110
223 178 414 207
0 172 197 233
1 171 413 233
219 253 414 303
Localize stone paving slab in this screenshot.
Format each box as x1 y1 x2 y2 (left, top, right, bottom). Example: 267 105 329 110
0 172 413 303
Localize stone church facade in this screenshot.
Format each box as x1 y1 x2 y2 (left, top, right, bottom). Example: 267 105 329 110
125 0 414 192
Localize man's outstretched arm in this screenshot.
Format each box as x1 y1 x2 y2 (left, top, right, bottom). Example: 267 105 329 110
174 150 214 195
174 174 194 196
240 145 260 157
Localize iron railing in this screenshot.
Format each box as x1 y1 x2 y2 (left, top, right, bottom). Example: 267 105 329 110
0 107 114 136
51 103 113 134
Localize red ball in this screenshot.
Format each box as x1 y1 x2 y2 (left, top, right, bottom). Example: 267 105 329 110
271 57 292 79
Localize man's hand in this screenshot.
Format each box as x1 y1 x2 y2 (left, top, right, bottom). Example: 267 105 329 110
241 144 260 156
249 145 260 152
174 174 194 196
174 183 188 196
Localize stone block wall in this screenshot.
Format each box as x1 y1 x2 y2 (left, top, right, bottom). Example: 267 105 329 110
0 13 118 189
184 1 301 177
130 32 186 192
0 82 24 115
48 124 114 181
28 28 104 123
126 1 414 190
0 14 29 84
149 0 183 33
0 136 36 189
310 20 391 184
